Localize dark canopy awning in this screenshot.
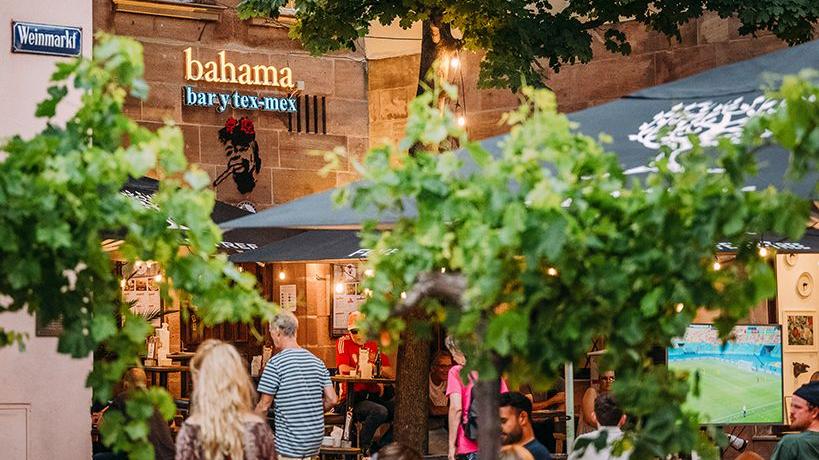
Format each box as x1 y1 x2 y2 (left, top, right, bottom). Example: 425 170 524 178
220 39 819 232
121 177 298 253
229 230 369 263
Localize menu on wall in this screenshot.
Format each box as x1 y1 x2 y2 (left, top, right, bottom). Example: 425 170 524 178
332 263 366 335
279 284 297 312
121 262 162 326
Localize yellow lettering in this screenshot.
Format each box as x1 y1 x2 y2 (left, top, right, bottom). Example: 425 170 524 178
204 61 218 82
218 50 237 83
238 64 252 85
253 64 279 86
279 67 293 88
184 47 202 81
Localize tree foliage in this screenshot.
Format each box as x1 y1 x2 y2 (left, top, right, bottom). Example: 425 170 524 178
237 0 819 89
339 77 817 458
0 34 275 459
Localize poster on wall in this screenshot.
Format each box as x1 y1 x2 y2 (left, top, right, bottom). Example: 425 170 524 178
785 311 818 352
332 263 366 336
121 262 163 326
280 284 297 312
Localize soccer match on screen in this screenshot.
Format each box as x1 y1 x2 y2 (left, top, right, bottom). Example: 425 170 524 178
668 324 784 424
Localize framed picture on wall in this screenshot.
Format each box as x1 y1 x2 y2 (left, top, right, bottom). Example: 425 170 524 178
784 311 818 352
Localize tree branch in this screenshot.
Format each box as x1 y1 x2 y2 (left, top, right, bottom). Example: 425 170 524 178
395 271 466 316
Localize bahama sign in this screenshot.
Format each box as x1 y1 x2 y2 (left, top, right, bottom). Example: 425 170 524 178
182 48 297 114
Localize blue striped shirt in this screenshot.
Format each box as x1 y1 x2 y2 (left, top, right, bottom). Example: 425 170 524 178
258 347 331 457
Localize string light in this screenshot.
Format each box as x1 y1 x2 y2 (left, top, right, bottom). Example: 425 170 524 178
440 267 446 273
335 282 345 294
712 261 721 271
364 268 374 277
546 267 558 277
450 56 460 69
278 271 286 280
675 303 685 313
120 279 126 288
457 115 466 127
400 291 407 300
758 246 769 258
154 274 163 282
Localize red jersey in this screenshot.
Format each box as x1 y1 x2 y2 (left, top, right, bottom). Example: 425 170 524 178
335 334 391 395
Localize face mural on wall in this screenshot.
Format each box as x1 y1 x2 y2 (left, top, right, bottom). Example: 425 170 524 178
212 117 262 194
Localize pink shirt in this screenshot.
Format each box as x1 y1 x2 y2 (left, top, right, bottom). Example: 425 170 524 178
445 365 509 454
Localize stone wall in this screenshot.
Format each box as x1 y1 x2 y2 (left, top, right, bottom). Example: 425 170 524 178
368 13 791 146
94 0 369 211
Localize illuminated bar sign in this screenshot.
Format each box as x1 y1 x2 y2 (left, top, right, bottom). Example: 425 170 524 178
12 21 82 57
182 47 297 113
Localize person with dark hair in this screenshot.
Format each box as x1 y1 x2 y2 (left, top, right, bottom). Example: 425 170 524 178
373 442 423 460
499 392 553 460
568 393 629 460
772 381 819 460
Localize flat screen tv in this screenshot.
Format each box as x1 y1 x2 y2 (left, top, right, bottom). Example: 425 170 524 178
667 324 783 425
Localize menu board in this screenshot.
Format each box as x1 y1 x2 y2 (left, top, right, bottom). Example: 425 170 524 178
332 263 366 335
121 262 162 325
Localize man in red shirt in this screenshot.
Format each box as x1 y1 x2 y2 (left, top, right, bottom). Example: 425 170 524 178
336 312 394 454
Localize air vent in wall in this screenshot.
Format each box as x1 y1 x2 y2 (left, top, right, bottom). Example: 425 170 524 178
288 94 327 134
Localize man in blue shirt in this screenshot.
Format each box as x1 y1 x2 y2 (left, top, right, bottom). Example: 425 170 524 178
500 391 553 460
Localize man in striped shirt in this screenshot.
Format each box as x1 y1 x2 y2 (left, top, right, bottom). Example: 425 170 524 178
255 311 338 459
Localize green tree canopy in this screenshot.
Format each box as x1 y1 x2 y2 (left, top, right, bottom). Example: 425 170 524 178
237 0 819 90
0 35 275 459
341 77 817 458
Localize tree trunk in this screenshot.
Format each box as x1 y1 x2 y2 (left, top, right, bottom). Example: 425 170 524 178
393 311 431 451
476 377 502 460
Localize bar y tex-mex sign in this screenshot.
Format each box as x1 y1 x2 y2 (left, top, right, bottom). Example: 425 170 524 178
183 48 297 114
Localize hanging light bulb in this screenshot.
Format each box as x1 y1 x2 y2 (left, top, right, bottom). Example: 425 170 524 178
278 271 286 280
675 303 685 313
546 267 558 277
154 274 163 282
440 267 446 273
457 115 466 127
450 56 460 69
758 246 769 258
120 279 126 288
712 261 721 271
400 291 407 300
364 268 374 277
335 282 345 294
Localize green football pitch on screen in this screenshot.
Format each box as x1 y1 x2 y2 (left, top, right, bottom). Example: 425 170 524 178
671 358 783 424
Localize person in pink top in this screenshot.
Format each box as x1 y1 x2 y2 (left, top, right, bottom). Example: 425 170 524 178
445 336 508 460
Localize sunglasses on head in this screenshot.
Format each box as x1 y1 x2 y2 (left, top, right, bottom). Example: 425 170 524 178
349 329 359 334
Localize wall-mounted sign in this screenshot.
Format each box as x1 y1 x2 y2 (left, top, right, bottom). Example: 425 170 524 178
12 21 82 57
182 47 297 113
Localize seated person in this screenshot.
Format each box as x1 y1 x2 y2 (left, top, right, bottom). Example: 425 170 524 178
568 393 629 460
429 350 454 428
499 392 553 460
94 368 176 460
336 311 395 454
520 378 565 452
578 370 615 435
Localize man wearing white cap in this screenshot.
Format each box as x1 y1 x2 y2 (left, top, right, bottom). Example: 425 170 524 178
336 311 394 454
772 381 819 460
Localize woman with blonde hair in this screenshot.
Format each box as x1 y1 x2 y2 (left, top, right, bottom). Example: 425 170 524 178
176 340 276 460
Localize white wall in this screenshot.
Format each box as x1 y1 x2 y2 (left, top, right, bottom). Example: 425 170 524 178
777 253 819 396
0 1 94 459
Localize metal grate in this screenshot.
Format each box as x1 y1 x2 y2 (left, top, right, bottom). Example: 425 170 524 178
288 94 327 134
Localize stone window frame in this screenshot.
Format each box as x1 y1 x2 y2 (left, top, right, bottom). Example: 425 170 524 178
112 0 227 21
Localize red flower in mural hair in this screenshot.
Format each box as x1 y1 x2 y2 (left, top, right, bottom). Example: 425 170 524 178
224 117 238 134
240 118 255 135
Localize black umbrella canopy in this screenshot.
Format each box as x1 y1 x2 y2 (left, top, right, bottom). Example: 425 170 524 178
229 230 369 263
121 177 298 253
220 39 819 232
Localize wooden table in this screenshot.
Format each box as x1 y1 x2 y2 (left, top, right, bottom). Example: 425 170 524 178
531 409 570 423
144 365 191 398
330 375 395 446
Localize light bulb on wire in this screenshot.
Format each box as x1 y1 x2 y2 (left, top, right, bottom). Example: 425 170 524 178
450 56 460 69
457 115 466 127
